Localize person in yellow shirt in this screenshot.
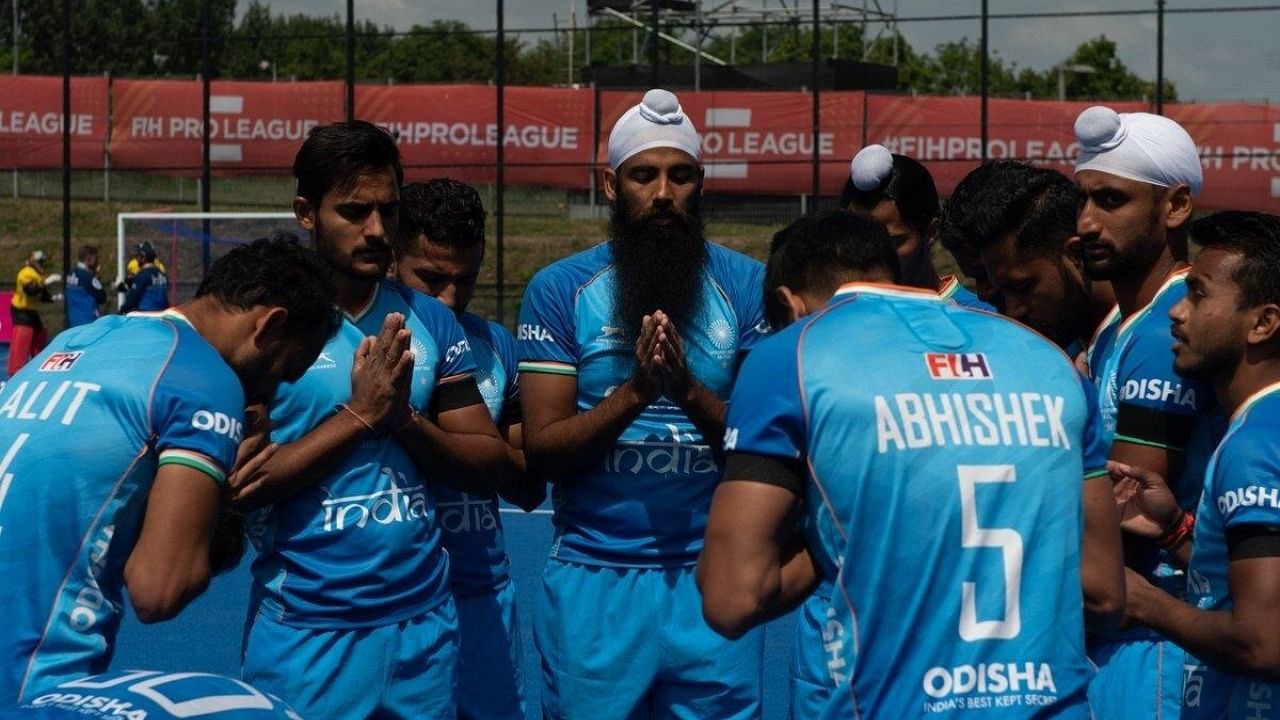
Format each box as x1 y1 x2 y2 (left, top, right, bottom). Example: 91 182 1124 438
123 242 166 288
8 250 61 377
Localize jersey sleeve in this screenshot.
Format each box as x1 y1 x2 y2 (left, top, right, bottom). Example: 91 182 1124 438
1079 373 1110 480
85 271 107 304
413 292 476 381
151 328 247 485
724 325 806 462
517 265 579 374
490 320 522 411
1113 321 1210 451
1213 426 1280 530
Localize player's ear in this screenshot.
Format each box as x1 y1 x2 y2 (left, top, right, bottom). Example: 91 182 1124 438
293 196 316 232
1164 185 1193 232
602 168 619 203
776 286 808 325
1248 303 1280 347
1063 235 1084 270
252 306 291 349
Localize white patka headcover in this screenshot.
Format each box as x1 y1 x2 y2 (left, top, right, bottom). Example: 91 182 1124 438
608 88 701 170
1073 105 1202 196
850 144 895 191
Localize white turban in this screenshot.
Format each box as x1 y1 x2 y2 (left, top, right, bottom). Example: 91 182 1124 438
850 144 895 191
1074 106 1202 196
608 89 701 170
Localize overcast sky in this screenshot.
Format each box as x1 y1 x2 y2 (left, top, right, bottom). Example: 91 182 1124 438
246 1 1280 103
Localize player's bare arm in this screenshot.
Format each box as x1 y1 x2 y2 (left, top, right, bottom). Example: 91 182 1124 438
229 313 413 509
496 418 544 511
698 475 819 640
1127 557 1280 682
123 463 222 623
1080 473 1126 630
390 379 506 496
521 314 662 484
654 310 728 452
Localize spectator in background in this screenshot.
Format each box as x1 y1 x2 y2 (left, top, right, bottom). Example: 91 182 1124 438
121 241 170 314
7 250 60 377
66 245 107 327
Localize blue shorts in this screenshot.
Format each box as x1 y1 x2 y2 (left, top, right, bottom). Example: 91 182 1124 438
534 559 763 720
790 589 835 720
242 599 458 720
455 580 526 720
1087 630 1184 720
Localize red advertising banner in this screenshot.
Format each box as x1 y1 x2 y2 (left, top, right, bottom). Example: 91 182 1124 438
110 79 344 172
358 84 593 189
0 75 108 169
867 96 1280 212
1167 103 1280 213
601 90 864 196
0 74 1274 210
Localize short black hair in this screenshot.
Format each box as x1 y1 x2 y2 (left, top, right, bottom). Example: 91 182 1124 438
78 245 98 262
1191 211 1280 309
196 234 340 342
962 163 1079 256
840 153 939 236
764 210 901 328
939 160 1023 256
293 121 403 208
395 179 486 257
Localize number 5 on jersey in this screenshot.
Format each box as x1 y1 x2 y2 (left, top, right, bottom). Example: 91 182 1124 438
958 465 1023 641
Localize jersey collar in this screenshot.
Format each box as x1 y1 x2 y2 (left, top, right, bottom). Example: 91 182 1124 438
128 308 194 328
1232 380 1280 424
937 274 962 300
1115 266 1191 338
831 281 947 303
345 282 381 323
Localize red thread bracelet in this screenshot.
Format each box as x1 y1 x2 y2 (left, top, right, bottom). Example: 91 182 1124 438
1159 511 1195 550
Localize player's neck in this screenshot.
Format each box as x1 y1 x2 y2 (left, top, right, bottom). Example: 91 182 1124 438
1113 248 1185 317
333 276 378 316
1080 281 1118 347
1218 354 1280 418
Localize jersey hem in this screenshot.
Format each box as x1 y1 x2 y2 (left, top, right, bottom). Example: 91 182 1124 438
253 585 451 630
1113 433 1183 452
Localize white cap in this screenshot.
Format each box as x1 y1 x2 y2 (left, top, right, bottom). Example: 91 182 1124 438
850 144 895 191
607 89 701 170
1074 105 1202 196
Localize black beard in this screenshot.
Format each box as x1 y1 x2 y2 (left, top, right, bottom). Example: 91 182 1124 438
609 191 708 342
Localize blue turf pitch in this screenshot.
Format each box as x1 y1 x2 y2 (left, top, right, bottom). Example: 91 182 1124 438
109 507 800 719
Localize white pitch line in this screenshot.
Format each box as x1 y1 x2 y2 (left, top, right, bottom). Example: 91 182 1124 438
499 508 553 515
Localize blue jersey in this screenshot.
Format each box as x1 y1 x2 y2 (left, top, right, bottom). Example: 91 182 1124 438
1089 271 1222 587
248 281 476 628
65 264 106 328
0 313 244 703
1182 382 1280 719
2 671 300 719
517 241 766 567
121 266 169 314
939 274 997 313
435 311 519 595
726 283 1106 719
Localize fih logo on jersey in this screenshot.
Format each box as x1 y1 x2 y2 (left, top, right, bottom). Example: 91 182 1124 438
40 351 83 372
925 353 993 380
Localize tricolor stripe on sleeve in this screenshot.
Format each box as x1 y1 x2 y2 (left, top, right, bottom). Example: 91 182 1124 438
158 449 227 484
517 361 577 376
